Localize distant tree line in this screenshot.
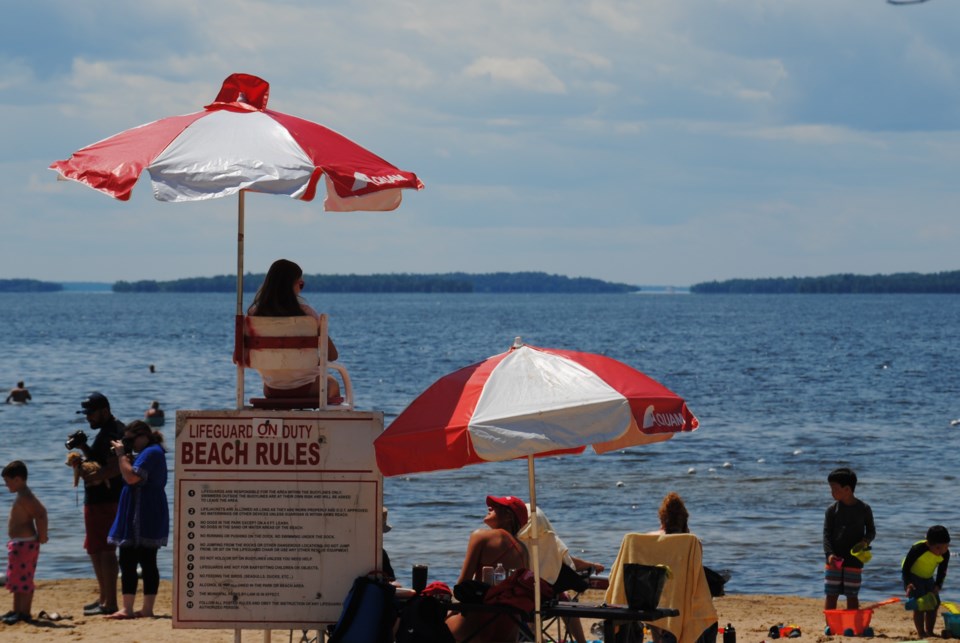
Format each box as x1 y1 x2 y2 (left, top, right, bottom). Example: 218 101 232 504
0 279 62 292
691 270 960 294
112 271 640 294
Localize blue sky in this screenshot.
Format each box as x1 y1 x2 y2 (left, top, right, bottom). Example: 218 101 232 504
2 0 958 286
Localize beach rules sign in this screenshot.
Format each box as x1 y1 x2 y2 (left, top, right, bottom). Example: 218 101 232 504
173 409 384 630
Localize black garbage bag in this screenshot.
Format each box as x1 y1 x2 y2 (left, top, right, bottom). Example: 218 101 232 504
623 564 668 611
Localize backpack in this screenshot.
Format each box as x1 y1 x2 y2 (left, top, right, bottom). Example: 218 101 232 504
395 594 455 643
328 575 397 643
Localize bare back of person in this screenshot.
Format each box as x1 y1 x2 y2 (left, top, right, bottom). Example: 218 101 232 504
447 527 528 642
8 488 43 540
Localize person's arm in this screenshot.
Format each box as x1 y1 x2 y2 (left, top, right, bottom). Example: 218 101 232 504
862 503 876 544
935 550 949 591
3 392 10 403
302 303 339 361
29 496 48 544
111 440 144 485
457 530 488 584
570 555 604 574
902 543 924 590
823 506 837 563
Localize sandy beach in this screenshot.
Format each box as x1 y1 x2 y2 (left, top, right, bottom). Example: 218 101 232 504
0 580 936 642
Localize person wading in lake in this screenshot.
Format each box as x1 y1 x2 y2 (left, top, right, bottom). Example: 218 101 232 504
5 381 31 404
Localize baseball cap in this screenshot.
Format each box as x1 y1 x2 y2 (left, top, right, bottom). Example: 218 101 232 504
77 391 110 414
486 495 528 529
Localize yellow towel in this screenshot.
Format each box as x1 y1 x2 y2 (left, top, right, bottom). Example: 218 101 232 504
605 533 717 643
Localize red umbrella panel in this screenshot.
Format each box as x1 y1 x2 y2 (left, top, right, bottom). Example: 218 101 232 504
374 339 699 477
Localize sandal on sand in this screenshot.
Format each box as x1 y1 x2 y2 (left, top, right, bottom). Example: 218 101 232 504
37 610 68 621
133 611 155 618
2 612 30 625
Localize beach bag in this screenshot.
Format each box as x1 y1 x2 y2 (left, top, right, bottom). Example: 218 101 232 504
454 579 491 604
622 564 668 611
327 575 397 643
395 594 455 643
485 568 554 612
704 566 729 597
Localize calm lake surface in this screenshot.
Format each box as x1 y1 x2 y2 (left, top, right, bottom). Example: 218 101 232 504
1 291 957 599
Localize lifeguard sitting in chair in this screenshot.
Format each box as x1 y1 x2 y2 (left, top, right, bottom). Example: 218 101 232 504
233 259 353 410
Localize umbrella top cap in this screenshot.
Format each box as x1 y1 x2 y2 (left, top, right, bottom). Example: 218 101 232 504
205 73 270 112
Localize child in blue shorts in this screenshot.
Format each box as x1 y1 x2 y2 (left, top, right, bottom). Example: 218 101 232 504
823 468 875 612
902 525 950 639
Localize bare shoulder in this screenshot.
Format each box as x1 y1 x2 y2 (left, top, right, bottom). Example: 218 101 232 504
19 489 47 515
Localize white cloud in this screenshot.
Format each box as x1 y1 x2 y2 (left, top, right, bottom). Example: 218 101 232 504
463 57 566 94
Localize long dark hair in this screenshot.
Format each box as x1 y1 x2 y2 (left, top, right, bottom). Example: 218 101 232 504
248 259 305 317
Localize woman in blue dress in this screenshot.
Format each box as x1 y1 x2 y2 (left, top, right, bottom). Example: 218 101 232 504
106 420 168 619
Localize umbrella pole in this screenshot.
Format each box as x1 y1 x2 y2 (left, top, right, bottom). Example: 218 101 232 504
527 455 543 643
235 191 246 410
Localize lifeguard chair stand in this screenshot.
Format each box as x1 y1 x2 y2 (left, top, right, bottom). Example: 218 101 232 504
173 311 383 636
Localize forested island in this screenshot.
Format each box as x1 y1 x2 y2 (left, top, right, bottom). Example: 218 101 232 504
112 271 640 294
0 279 62 292
691 270 960 294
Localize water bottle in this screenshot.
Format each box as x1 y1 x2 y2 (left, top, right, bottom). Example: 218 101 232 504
723 623 736 643
493 563 506 585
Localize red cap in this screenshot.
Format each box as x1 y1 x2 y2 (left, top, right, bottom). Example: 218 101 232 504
486 495 528 528
422 581 452 598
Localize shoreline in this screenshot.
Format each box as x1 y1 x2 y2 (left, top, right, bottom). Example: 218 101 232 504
0 579 935 642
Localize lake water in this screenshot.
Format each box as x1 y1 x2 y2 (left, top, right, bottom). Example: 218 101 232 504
1 291 957 600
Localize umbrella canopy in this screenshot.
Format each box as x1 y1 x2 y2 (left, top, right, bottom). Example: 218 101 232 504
373 337 698 643
50 73 423 407
49 72 423 210
375 337 698 476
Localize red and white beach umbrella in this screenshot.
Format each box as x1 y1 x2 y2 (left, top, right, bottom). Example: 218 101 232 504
50 72 423 210
374 337 698 642
374 337 698 477
50 73 423 407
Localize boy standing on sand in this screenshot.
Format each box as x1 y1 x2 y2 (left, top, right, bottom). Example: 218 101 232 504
823 467 875 611
902 525 950 639
3 460 49 625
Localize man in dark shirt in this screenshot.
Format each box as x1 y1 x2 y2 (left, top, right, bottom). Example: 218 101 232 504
75 391 124 616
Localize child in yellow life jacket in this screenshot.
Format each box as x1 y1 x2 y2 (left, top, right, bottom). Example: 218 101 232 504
902 525 950 639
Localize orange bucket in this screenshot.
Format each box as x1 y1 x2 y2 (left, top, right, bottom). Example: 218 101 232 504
824 608 874 636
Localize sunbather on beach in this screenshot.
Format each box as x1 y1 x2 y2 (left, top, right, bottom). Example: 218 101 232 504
446 495 529 643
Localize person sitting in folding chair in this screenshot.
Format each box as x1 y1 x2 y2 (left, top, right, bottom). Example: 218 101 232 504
518 506 605 643
447 495 530 642
247 258 341 404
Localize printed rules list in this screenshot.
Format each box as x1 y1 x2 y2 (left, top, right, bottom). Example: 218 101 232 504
173 410 384 630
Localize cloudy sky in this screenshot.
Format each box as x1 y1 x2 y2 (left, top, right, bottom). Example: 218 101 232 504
2 0 957 286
